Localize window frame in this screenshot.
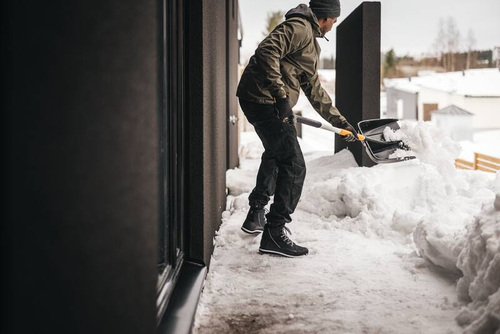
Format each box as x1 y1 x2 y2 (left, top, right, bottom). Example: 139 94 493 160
156 0 186 323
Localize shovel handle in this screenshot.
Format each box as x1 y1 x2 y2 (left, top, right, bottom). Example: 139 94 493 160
295 116 365 141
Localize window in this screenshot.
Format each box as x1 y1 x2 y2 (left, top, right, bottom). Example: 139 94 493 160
157 0 186 323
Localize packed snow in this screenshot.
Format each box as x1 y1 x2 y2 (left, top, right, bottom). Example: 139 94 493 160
194 120 499 334
456 192 500 333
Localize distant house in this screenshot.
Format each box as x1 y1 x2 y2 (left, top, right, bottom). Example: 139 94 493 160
385 69 500 130
385 79 419 120
431 105 474 141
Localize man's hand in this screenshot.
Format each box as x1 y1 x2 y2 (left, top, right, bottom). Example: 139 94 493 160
336 120 358 142
275 97 294 123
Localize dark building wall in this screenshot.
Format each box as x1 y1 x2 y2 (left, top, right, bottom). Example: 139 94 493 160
186 1 229 266
6 0 159 333
335 2 381 167
5 0 237 332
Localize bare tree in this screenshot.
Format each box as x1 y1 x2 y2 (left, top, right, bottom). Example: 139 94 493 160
432 18 447 69
446 17 460 71
466 28 476 70
263 11 285 37
432 17 461 71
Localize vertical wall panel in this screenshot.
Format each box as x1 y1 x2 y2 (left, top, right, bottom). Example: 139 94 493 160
186 0 228 266
227 0 240 169
202 2 228 265
335 2 381 167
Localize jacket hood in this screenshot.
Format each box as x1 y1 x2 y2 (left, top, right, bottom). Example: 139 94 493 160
285 4 321 36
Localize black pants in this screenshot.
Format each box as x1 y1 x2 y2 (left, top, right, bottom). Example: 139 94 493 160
239 99 306 228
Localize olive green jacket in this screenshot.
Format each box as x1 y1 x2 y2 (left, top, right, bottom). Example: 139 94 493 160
236 4 345 125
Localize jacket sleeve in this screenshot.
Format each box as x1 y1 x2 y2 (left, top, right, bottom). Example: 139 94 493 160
300 73 346 126
254 20 309 99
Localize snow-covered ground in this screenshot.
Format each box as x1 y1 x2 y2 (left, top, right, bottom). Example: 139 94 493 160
459 130 500 162
194 121 499 334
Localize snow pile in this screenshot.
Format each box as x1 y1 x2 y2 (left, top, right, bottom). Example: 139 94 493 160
380 121 498 274
454 174 500 334
238 131 264 161
299 158 494 272
196 138 465 333
300 121 496 274
299 159 423 237
383 123 500 332
384 120 462 180
226 132 266 196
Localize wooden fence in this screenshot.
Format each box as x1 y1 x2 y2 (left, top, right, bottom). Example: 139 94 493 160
455 153 500 173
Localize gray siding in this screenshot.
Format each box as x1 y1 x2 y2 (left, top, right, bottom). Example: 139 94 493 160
386 87 418 120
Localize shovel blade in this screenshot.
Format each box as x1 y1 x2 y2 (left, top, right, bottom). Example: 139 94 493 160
357 119 415 164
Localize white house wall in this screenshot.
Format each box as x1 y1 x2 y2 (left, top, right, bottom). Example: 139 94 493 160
418 87 500 130
459 97 500 129
432 114 473 141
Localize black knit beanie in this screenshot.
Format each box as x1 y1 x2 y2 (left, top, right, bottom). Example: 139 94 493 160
309 0 341 19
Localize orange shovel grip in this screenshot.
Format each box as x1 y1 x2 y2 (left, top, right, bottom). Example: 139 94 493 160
339 129 365 141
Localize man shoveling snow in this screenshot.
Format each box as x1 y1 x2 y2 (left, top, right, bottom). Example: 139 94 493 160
236 0 359 257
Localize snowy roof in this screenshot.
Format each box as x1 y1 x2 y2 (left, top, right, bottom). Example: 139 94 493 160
385 78 421 93
432 105 474 116
385 68 500 97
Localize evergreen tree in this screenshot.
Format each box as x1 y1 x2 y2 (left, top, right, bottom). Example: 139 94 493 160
383 49 397 78
264 11 285 37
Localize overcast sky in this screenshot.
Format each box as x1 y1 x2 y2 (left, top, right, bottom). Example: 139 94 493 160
239 0 500 62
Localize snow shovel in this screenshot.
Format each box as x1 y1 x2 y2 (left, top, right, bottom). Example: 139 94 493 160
357 118 415 164
295 116 415 164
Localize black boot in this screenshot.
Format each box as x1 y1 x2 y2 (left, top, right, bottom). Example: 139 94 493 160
259 226 308 257
241 207 266 234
